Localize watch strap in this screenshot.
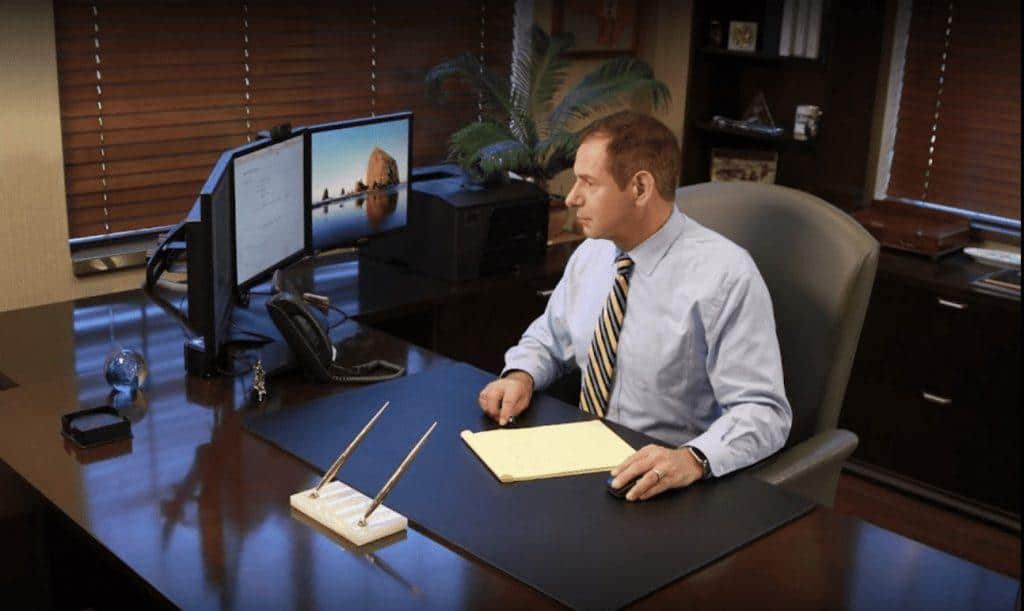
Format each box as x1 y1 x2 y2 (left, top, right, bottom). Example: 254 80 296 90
685 446 711 480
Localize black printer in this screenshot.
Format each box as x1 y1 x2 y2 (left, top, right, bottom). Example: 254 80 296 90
363 165 549 281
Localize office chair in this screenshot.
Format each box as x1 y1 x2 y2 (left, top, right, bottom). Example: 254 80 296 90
676 182 879 506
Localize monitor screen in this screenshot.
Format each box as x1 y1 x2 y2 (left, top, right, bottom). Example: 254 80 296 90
309 113 412 251
232 133 307 289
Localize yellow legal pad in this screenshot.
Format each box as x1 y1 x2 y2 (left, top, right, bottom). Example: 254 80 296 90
460 420 636 483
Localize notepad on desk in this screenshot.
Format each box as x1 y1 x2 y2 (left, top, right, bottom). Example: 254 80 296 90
461 420 636 483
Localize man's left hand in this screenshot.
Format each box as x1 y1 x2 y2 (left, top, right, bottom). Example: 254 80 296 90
610 445 704 501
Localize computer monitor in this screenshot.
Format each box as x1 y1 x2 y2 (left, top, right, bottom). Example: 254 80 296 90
308 112 413 252
232 132 309 293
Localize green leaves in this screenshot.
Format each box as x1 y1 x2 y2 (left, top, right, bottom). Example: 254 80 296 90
447 121 515 166
548 57 671 132
427 28 671 185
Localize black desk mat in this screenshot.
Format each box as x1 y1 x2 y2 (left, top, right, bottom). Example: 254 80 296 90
246 362 814 610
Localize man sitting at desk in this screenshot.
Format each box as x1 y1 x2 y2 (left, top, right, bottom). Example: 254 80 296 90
478 110 792 501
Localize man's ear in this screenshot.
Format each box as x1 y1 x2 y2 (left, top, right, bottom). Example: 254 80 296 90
632 171 657 207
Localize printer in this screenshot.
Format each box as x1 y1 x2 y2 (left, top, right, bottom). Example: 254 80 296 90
364 165 549 281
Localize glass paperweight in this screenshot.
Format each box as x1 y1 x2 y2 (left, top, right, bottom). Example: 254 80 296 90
103 347 149 394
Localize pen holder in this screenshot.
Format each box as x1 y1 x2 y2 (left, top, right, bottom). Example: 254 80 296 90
290 481 407 546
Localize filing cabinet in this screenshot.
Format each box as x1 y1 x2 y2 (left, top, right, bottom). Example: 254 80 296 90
840 252 1020 525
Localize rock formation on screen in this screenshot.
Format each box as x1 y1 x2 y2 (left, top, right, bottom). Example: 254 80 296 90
365 147 400 190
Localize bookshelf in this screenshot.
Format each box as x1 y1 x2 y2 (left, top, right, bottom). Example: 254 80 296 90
681 0 886 210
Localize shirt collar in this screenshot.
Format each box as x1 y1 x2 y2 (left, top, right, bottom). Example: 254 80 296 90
620 206 685 277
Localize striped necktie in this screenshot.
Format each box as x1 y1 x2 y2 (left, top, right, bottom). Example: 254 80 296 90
580 254 635 418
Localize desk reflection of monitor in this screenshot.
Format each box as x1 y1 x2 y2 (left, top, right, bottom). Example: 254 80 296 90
308 112 413 252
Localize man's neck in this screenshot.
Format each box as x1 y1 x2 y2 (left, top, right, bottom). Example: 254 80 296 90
614 201 673 253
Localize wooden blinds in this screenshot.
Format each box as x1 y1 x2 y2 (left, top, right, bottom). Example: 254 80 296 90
886 0 1020 223
54 1 514 239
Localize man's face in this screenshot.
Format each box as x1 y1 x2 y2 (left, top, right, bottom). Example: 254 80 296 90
565 136 637 243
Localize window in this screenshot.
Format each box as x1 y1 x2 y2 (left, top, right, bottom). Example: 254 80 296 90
54 1 513 240
879 0 1020 228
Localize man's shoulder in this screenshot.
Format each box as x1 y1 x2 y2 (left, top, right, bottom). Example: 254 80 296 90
677 214 758 277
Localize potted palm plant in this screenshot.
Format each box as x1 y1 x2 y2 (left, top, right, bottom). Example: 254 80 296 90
426 25 670 192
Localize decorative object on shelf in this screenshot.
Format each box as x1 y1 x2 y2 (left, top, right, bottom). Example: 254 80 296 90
426 24 669 238
708 91 784 138
707 20 724 48
710 148 778 183
103 347 149 394
793 104 822 140
551 0 639 57
727 21 759 52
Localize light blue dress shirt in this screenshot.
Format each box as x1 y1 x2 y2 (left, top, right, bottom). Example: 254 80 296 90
503 206 792 477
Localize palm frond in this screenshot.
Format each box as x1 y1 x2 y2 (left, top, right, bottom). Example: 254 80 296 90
548 57 671 132
471 139 537 182
425 52 535 145
534 129 579 180
527 25 574 129
447 120 515 164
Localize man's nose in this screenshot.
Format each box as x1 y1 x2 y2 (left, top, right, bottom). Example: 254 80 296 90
565 184 581 207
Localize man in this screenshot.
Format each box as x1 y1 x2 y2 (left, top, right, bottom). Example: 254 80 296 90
477 110 791 501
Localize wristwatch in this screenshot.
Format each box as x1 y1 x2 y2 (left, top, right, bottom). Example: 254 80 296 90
685 446 712 480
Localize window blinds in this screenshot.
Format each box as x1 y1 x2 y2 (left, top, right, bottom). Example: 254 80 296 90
54 1 513 239
886 0 1020 223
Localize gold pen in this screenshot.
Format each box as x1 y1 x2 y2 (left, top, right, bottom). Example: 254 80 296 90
359 421 437 527
311 401 390 498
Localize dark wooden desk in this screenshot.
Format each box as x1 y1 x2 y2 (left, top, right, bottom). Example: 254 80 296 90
0 261 1019 609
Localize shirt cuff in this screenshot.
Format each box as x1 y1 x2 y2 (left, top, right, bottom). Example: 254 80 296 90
682 435 730 479
500 356 551 391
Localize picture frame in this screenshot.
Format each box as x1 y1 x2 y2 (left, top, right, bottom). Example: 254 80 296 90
552 0 639 58
710 148 778 183
727 21 759 52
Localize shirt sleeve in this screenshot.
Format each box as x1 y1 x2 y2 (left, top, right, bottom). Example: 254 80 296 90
685 255 793 477
501 250 580 390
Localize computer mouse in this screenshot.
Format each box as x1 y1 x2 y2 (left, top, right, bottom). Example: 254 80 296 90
606 475 639 499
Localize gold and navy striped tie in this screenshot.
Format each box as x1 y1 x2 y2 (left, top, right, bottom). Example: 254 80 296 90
580 254 635 418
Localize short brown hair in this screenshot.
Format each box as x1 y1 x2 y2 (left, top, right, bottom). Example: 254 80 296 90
579 110 680 200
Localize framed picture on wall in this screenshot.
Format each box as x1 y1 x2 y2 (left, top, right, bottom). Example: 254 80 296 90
552 0 639 58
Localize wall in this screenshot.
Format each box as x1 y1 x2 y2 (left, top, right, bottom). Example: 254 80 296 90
0 0 143 314
532 0 693 196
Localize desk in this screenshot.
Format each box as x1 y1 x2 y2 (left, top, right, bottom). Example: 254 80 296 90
0 257 1018 609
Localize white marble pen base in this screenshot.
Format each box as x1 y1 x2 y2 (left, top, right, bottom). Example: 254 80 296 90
290 481 407 546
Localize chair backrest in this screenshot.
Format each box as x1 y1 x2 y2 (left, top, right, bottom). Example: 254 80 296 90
676 182 879 446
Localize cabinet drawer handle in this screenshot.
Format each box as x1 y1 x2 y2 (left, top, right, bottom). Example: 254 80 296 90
921 392 953 406
536 289 554 298
937 298 967 310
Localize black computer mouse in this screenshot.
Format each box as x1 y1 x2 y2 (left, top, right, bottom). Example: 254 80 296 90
606 475 639 499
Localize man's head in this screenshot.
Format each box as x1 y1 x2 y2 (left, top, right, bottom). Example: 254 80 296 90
565 111 681 250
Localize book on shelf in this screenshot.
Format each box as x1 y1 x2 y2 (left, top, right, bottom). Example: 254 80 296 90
805 0 823 58
778 0 795 55
793 0 809 56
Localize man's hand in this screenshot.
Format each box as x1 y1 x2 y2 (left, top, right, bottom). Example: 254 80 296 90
478 371 534 426
610 445 704 501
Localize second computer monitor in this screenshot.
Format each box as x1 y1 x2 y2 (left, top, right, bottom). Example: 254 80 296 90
309 112 412 252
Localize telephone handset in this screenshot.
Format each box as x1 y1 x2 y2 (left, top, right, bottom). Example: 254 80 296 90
265 286 405 384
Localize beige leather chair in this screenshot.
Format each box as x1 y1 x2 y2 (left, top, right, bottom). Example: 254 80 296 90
676 182 879 506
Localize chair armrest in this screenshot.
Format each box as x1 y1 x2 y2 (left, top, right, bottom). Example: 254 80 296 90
748 429 859 507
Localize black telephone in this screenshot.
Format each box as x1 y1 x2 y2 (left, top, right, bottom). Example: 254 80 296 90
265 287 405 384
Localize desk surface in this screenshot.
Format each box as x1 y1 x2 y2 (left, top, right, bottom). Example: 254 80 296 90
0 261 1019 610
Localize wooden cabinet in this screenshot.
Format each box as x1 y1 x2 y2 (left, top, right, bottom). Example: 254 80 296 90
840 252 1021 526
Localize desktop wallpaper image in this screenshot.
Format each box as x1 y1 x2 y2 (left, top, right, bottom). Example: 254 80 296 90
310 118 410 249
